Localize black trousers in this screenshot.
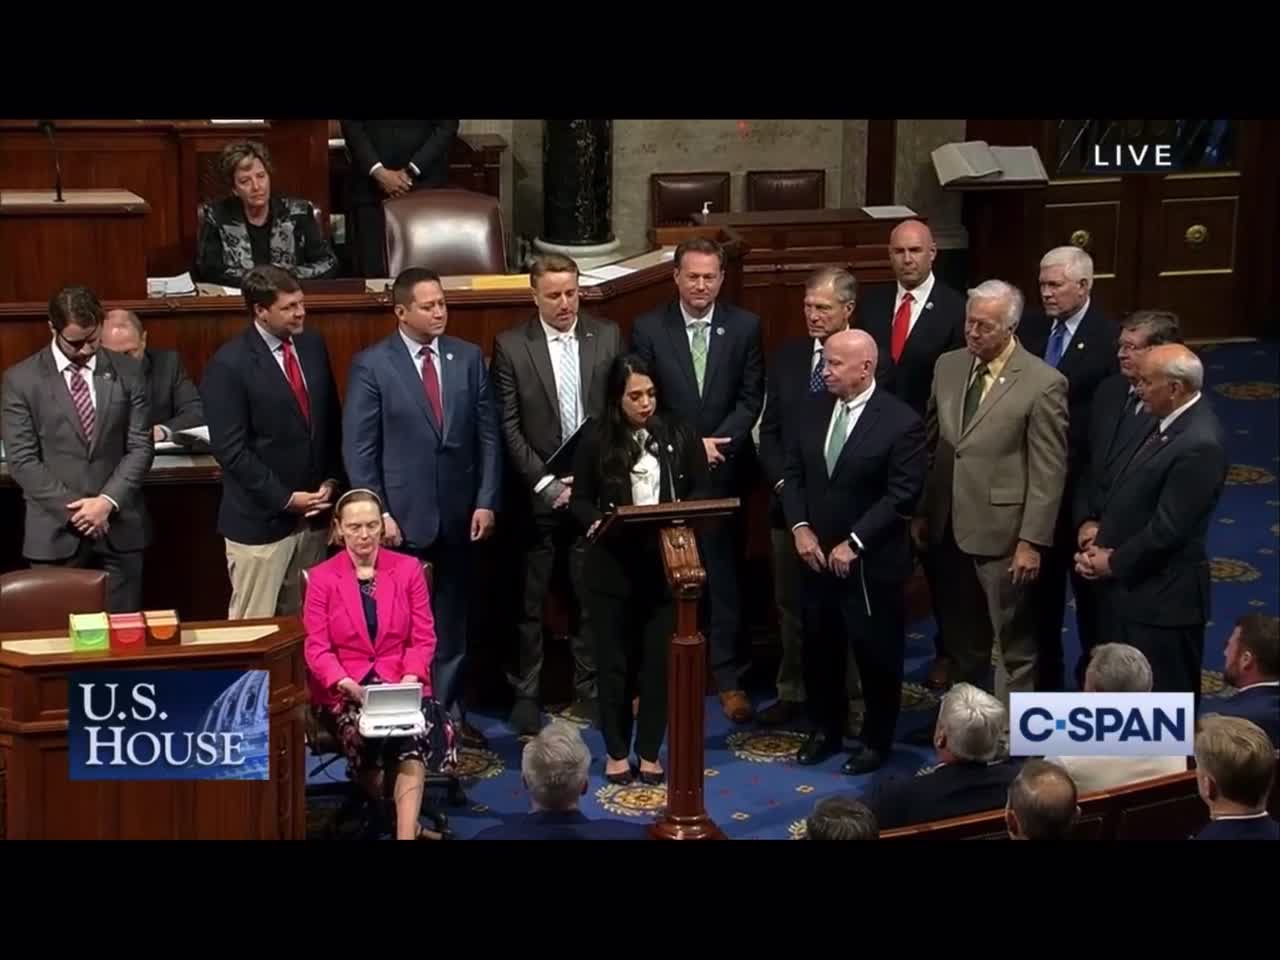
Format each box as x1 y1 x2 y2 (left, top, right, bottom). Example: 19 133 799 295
1101 592 1205 703
701 498 745 692
585 580 673 763
348 182 440 278
404 540 470 720
1032 496 1099 692
31 537 143 613
509 510 595 703
802 569 905 755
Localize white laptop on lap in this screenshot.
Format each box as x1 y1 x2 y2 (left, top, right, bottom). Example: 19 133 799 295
358 682 426 739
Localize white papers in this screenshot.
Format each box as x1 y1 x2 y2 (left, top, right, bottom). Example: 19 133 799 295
209 119 266 125
146 272 197 297
861 205 918 219
155 425 210 452
932 141 1048 187
579 264 636 286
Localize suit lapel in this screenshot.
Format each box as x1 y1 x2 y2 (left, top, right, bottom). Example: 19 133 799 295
701 305 727 398
89 353 118 455
248 328 310 435
830 390 880 479
437 336 458 440
524 319 561 433
577 316 598 416
42 349 91 448
388 334 442 440
960 347 1022 439
664 303 700 398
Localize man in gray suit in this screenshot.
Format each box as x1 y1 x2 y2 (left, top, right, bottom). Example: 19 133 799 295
913 279 1068 700
491 254 624 734
1 285 153 611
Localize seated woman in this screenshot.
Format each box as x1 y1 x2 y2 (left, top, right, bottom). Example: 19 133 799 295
195 140 338 287
303 488 457 840
569 353 709 786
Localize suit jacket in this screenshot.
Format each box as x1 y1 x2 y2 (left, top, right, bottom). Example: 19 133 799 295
858 279 966 417
2 346 153 559
303 547 436 707
143 349 204 435
631 299 764 490
1195 816 1280 840
870 759 1022 831
340 119 459 198
1204 685 1280 746
343 332 501 549
472 809 649 841
922 341 1069 557
194 194 337 286
491 312 623 504
201 326 345 545
781 384 927 584
759 336 821 527
569 417 709 598
1095 396 1226 627
1018 303 1119 475
1073 374 1155 530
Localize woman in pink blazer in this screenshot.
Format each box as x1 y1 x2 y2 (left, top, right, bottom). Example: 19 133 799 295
304 488 457 840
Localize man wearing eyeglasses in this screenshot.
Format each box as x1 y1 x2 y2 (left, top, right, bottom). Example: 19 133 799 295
1 285 153 611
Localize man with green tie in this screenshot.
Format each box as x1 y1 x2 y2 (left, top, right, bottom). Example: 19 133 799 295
912 280 1068 703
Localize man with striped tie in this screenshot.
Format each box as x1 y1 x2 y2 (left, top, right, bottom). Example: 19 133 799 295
1 285 153 611
491 254 624 735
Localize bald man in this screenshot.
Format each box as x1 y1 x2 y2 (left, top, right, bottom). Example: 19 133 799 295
855 219 965 688
1076 344 1226 695
101 310 204 443
1005 759 1079 840
783 328 927 773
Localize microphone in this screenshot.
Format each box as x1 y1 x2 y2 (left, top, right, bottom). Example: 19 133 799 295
37 120 65 202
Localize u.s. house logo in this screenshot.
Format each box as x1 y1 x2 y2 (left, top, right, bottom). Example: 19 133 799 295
68 670 270 781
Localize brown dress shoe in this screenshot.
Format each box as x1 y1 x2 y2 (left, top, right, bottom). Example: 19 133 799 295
719 690 754 723
925 656 952 691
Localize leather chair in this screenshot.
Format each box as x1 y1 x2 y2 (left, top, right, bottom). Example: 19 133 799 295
0 568 109 632
383 188 507 277
649 172 731 226
745 169 826 211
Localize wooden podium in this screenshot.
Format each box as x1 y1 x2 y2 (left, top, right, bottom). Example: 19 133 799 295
591 497 740 840
0 189 149 301
0 617 307 840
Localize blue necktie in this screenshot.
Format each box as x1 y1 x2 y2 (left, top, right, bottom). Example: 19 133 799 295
809 353 825 393
1045 321 1068 368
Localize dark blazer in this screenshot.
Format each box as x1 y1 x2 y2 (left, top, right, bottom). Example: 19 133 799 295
569 417 709 597
1 346 153 559
340 119 459 198
201 326 345 545
631 299 764 487
759 335 821 526
870 760 1022 831
1195 816 1280 840
194 194 337 287
781 385 927 584
858 278 966 417
1095 397 1227 627
1074 374 1156 529
143 349 204 435
1019 303 1119 473
343 332 502 549
1204 685 1280 746
472 809 649 841
490 312 623 500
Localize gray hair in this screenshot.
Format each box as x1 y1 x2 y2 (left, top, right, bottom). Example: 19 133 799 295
805 267 858 305
1122 309 1181 347
1157 348 1205 393
967 279 1024 333
806 795 878 840
1040 245 1094 284
937 682 1007 762
521 721 591 811
1085 643 1154 693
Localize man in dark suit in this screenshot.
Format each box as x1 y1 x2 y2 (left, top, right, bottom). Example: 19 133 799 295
1076 344 1227 695
1209 614 1279 746
491 254 623 734
101 309 204 442
869 682 1021 830
1 285 153 611
784 329 927 774
1192 715 1280 840
343 267 501 748
856 219 965 689
339 119 459 278
1018 246 1118 690
472 723 647 840
757 267 859 728
201 266 345 620
1073 309 1182 684
632 237 764 723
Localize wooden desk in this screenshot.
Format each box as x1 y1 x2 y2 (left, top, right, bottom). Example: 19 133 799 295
0 617 307 840
0 189 150 301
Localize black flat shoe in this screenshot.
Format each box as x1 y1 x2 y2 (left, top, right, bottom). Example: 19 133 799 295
605 763 634 785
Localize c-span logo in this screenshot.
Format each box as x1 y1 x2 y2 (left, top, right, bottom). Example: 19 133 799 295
1009 693 1194 758
68 670 270 780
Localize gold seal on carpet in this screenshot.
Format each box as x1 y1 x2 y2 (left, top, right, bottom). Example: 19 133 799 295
1226 465 1276 485
726 729 809 762
1213 381 1280 400
901 682 941 711
1200 670 1226 696
1211 558 1262 582
454 748 504 780
595 782 666 817
788 820 808 840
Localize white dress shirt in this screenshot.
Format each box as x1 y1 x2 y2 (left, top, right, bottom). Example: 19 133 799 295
792 380 876 550
398 327 443 401
1046 298 1089 357
534 316 582 494
50 344 118 511
255 322 310 391
895 272 937 340
630 429 661 505
680 301 715 350
1159 391 1201 433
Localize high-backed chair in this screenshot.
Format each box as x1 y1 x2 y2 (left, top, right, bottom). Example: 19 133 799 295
0 568 109 632
745 169 826 211
383 188 507 277
649 172 731 226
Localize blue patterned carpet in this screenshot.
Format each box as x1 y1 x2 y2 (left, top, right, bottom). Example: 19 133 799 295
307 340 1279 840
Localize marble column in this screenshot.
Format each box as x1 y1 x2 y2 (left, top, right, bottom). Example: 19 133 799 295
535 120 621 266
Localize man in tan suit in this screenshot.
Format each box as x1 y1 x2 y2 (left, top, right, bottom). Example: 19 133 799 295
913 279 1068 700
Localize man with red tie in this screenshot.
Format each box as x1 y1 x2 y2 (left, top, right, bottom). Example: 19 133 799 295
201 265 346 619
856 219 965 688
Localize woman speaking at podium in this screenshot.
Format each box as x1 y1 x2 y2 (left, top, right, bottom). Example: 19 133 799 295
570 354 709 786
303 489 457 840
